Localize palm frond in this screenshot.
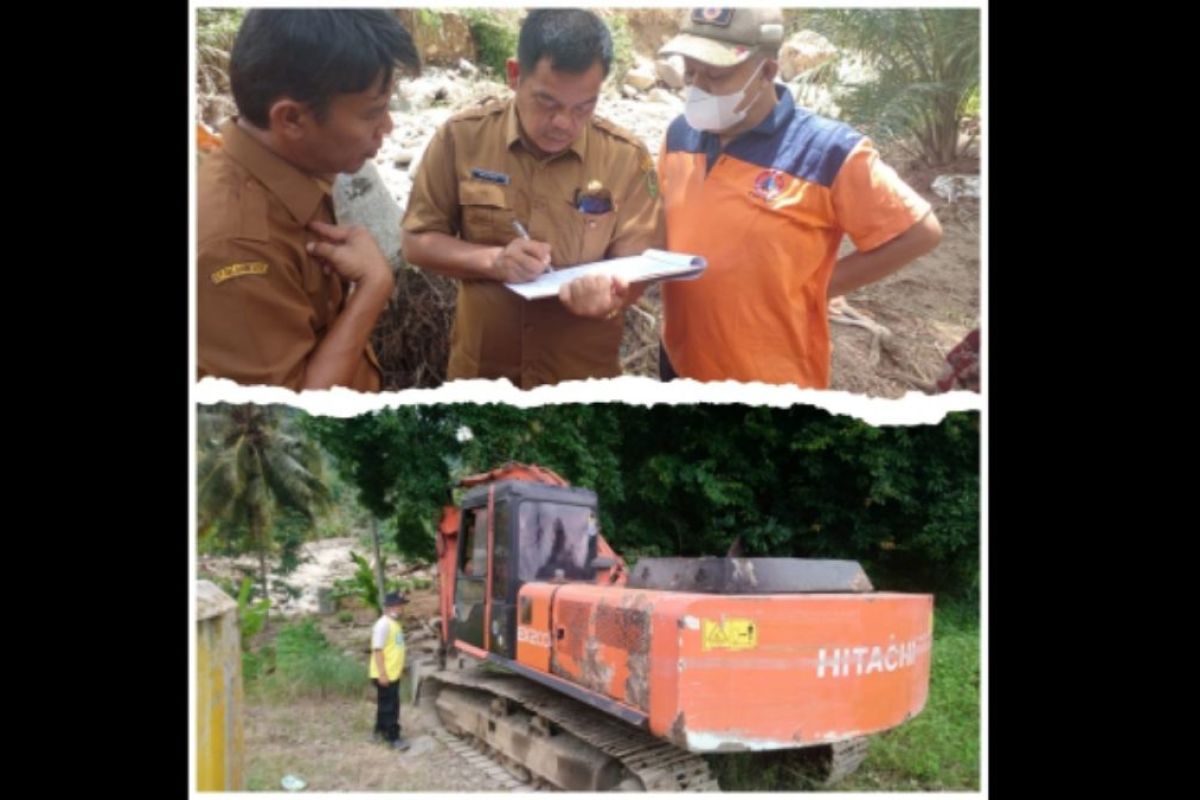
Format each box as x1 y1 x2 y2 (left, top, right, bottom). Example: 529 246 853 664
809 8 980 165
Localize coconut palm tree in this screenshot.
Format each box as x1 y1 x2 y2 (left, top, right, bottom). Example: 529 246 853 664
197 404 329 600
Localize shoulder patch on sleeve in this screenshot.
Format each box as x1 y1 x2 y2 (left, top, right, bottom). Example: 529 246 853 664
211 262 269 285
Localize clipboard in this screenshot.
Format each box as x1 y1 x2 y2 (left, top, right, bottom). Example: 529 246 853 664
503 249 708 300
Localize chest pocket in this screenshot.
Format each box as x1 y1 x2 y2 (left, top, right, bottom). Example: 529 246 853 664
577 208 618 264
459 181 514 246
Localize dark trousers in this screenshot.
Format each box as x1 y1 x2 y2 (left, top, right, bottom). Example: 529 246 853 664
658 343 678 382
373 678 401 742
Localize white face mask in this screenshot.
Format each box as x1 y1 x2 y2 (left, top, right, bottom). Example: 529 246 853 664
684 59 766 132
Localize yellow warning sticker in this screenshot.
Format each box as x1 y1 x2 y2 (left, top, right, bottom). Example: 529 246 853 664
702 618 757 651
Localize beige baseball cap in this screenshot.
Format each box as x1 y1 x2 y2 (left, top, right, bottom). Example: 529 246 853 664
659 8 785 67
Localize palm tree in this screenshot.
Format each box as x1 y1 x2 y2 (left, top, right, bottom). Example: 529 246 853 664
197 404 330 600
814 9 980 166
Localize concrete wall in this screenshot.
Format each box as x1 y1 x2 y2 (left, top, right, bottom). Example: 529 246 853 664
196 580 244 791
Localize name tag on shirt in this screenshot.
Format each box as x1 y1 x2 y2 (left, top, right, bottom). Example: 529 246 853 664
471 168 510 185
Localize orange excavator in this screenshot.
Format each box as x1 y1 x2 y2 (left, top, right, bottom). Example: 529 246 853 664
416 463 933 790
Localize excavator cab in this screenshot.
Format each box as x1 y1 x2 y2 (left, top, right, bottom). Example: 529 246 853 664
451 480 601 660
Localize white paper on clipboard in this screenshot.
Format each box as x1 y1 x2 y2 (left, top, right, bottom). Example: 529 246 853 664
503 248 707 300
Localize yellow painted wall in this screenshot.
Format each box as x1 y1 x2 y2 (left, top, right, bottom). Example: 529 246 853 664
196 581 244 791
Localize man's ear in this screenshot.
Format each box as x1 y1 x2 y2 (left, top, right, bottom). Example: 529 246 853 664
268 97 310 141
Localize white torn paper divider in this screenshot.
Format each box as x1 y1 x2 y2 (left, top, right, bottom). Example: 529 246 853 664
503 249 707 300
195 375 982 426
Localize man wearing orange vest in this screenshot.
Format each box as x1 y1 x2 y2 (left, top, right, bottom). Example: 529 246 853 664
656 8 943 387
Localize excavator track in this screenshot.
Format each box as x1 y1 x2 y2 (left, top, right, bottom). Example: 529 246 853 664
418 665 721 791
819 736 871 785
428 727 536 790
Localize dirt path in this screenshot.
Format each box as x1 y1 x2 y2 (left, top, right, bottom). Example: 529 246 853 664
244 695 528 791
830 201 980 397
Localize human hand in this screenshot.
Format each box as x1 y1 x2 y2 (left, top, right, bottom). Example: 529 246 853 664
307 221 394 291
558 274 629 319
492 237 553 283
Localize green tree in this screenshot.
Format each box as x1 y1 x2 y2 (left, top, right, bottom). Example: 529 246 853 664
308 405 627 563
814 9 980 166
198 404 330 597
462 9 520 78
307 405 979 601
306 407 460 562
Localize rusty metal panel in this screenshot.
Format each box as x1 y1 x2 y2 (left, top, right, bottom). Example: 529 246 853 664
593 604 651 655
625 557 873 594
549 589 656 712
553 595 593 666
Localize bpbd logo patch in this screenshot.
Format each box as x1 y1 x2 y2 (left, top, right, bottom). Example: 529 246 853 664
693 8 733 27
752 169 789 202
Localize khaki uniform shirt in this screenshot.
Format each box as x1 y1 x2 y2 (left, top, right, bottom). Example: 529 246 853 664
197 120 382 391
402 98 664 388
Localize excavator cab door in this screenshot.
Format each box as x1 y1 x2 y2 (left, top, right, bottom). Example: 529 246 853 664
452 496 518 659
451 504 488 652
451 481 601 662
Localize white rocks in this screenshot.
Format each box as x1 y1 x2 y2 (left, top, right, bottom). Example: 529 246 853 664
655 54 686 89
779 30 839 81
647 87 683 110
931 175 981 203
625 66 657 91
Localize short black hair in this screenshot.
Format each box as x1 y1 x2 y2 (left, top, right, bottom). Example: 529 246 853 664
517 9 613 77
230 9 420 129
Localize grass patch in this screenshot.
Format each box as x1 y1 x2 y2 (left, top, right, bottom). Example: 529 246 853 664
839 599 979 790
249 619 365 701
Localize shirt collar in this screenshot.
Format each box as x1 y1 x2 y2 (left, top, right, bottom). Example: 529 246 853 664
504 97 588 162
219 119 329 224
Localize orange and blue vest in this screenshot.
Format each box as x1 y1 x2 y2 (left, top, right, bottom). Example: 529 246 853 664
658 86 930 387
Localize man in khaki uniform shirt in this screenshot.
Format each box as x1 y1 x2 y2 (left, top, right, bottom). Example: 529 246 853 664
197 10 419 391
402 8 665 388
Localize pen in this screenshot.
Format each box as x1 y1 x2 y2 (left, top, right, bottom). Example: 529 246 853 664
512 219 553 271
